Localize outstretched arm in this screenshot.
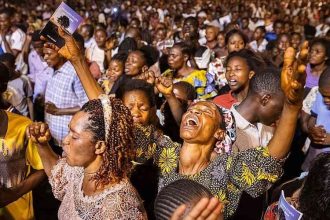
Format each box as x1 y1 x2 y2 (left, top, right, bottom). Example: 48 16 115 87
267 42 308 159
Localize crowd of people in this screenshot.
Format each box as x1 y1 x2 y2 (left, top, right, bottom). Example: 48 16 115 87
0 0 330 219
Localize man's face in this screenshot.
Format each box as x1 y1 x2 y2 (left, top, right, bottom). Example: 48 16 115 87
182 20 198 40
180 101 222 144
0 13 11 32
32 41 44 57
258 92 285 126
43 48 62 68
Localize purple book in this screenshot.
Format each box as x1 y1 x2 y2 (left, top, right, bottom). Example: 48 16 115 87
40 2 83 47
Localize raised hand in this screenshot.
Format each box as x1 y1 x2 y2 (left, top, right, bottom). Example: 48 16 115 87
57 27 83 62
27 122 52 145
281 41 308 106
136 70 156 85
170 197 224 220
155 76 173 97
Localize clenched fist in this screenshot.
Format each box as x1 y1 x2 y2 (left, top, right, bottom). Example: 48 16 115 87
27 122 51 145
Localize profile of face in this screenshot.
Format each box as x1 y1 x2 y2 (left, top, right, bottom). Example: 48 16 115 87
43 48 63 69
253 28 264 41
95 29 107 48
32 41 44 58
319 85 330 110
180 101 224 144
0 13 11 31
125 51 147 76
168 46 187 70
106 60 124 82
277 35 290 52
62 111 101 167
258 92 285 126
225 56 254 92
308 43 328 66
227 34 245 53
217 33 225 48
122 90 153 125
291 34 301 50
205 27 218 42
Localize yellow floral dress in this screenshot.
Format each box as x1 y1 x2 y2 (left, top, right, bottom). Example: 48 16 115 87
162 69 217 99
134 125 283 219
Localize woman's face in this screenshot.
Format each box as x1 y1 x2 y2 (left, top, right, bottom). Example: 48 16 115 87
62 111 97 167
227 34 245 53
309 43 328 65
106 60 124 82
122 90 152 125
95 30 107 48
125 51 146 76
217 34 225 48
225 56 254 92
168 47 185 70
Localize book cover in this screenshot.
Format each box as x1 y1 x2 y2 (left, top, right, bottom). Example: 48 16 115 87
40 2 83 47
278 190 303 220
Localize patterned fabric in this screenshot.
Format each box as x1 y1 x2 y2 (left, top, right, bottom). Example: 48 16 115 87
98 76 112 95
207 56 227 89
134 126 283 219
45 61 88 145
0 111 43 220
162 69 217 99
49 158 147 220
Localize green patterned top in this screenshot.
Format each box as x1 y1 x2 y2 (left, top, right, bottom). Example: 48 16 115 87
134 125 283 219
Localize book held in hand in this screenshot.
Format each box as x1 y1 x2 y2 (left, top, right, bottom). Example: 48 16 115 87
40 2 83 47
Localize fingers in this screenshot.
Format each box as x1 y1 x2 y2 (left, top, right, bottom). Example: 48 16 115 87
170 204 187 220
298 41 309 63
283 47 296 68
28 122 51 144
185 198 210 219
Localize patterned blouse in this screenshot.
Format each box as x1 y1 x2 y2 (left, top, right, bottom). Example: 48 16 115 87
134 125 283 219
162 69 217 100
49 158 147 220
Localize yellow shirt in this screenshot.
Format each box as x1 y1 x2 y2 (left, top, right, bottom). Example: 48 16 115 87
0 111 43 220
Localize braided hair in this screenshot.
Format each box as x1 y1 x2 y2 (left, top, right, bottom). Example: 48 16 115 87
81 98 135 187
154 179 212 220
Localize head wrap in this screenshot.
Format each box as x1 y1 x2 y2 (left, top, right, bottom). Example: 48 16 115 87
99 94 113 144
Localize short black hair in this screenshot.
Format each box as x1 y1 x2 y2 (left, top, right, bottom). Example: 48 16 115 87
32 30 43 42
0 53 15 69
226 49 266 73
72 32 85 50
225 29 248 46
118 37 138 54
173 81 197 101
111 53 128 64
248 67 282 95
154 179 212 220
116 79 156 107
255 26 266 33
0 7 15 18
139 45 159 67
0 62 10 83
319 66 330 89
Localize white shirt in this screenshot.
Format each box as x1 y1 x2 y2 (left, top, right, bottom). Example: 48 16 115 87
85 44 105 73
0 28 27 74
28 49 54 100
249 39 268 53
84 37 96 50
230 105 275 153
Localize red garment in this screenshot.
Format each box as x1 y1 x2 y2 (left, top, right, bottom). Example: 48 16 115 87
213 91 238 109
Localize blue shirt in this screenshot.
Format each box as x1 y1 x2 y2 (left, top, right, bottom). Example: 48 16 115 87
311 91 330 133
